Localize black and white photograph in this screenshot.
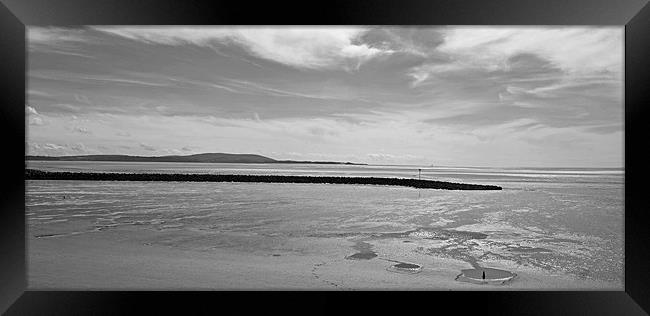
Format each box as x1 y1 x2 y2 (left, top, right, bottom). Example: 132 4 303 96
25 26 624 290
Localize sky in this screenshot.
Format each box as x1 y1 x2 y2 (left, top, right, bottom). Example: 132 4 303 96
26 26 624 167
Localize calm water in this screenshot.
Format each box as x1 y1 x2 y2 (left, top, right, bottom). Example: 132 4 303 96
26 161 624 286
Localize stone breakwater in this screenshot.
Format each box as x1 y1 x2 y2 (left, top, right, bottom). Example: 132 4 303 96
25 169 502 190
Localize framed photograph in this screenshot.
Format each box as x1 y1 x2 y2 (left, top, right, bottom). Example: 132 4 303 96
1 0 649 314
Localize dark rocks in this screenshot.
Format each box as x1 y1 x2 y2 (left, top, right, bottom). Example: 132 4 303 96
25 169 502 190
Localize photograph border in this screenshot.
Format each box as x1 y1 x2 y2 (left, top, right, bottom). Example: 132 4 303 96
1 0 649 314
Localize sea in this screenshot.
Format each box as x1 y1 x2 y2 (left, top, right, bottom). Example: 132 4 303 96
26 161 624 287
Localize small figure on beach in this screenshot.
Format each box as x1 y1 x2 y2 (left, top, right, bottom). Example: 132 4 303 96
482 270 486 279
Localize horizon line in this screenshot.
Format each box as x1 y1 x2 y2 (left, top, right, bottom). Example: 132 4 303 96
25 153 624 170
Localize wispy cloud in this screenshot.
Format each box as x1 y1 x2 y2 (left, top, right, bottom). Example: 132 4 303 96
28 27 89 45
139 143 157 151
26 105 46 126
220 78 370 102
93 26 392 70
28 90 54 98
438 27 622 74
28 27 96 58
29 117 44 126
408 27 622 88
72 126 92 134
30 71 172 87
42 143 65 150
26 105 38 115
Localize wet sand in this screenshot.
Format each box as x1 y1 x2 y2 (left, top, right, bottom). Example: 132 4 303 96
28 226 619 290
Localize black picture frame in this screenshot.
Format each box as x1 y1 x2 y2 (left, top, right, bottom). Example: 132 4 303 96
1 0 649 314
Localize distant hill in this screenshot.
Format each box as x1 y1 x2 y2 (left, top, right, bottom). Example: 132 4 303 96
25 153 366 165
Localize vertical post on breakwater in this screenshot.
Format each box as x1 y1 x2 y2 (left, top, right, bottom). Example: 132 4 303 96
417 168 422 198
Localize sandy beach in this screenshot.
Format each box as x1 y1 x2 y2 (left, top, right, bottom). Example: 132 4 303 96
28 224 618 290
26 163 624 290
